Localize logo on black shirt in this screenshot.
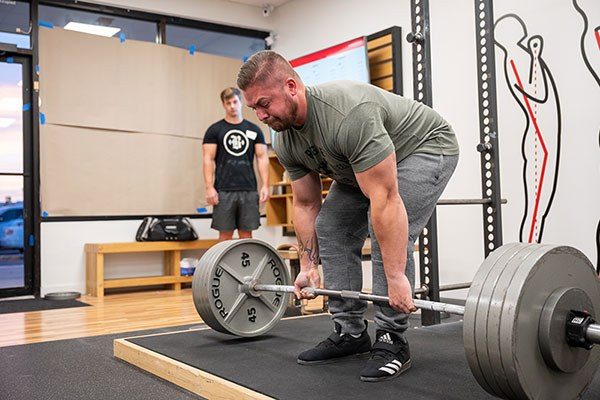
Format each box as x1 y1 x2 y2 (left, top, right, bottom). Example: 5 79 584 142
223 130 249 156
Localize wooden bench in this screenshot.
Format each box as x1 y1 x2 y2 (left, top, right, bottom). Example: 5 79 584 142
85 240 219 298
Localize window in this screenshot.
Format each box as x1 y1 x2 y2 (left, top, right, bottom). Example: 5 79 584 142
39 5 158 43
0 1 30 48
166 24 266 60
0 178 24 289
0 55 28 293
0 61 23 173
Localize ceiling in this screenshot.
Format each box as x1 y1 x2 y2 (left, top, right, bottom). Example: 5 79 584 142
222 0 292 8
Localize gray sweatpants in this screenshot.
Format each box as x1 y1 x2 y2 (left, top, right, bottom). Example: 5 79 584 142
315 153 459 335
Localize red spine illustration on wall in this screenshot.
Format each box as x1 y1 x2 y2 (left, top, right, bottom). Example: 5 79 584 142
494 14 561 244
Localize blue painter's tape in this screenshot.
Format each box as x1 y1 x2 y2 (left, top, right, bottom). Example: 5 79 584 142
23 103 31 111
6 57 14 63
40 113 46 125
196 207 208 214
119 33 126 43
29 234 35 247
188 44 196 55
42 211 49 218
35 65 40 74
38 20 54 29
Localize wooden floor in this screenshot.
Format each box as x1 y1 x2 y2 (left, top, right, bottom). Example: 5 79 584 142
0 288 324 348
0 288 203 348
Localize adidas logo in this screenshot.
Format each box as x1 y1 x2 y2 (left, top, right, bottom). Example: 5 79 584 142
378 332 394 344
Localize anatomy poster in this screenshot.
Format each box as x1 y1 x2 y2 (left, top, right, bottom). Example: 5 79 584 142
493 1 600 266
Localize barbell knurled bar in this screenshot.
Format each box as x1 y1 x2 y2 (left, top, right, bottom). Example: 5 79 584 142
248 283 467 316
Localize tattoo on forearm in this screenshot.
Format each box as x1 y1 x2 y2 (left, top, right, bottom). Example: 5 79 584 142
299 236 319 267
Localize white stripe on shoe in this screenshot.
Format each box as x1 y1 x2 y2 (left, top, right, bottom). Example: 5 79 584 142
385 362 400 371
379 366 398 375
378 359 403 376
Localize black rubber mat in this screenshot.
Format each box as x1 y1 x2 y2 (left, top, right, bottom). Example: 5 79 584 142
128 315 600 400
0 298 88 314
0 324 204 400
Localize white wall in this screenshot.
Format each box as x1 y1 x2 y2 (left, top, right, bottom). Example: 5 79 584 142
272 0 413 99
93 0 274 31
429 0 483 299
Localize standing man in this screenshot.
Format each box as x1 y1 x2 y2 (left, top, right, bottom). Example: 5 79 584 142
203 87 269 241
238 51 459 382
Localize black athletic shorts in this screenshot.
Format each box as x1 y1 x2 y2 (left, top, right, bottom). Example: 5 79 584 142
211 190 260 231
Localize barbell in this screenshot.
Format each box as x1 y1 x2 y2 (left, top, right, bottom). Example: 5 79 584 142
192 239 600 400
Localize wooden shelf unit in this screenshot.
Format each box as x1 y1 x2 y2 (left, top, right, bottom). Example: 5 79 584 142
266 151 332 229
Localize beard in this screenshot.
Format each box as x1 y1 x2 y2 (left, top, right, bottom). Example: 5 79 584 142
266 95 298 132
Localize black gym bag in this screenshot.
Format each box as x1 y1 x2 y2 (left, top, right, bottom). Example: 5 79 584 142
135 217 198 242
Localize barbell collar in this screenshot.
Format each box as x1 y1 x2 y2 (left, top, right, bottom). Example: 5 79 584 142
251 283 466 316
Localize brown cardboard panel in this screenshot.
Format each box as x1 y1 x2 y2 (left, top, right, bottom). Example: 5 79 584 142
40 124 205 216
38 27 268 141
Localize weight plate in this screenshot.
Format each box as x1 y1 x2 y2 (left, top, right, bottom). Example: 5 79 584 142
498 245 600 399
192 239 291 337
464 243 526 396
44 291 81 300
485 244 540 399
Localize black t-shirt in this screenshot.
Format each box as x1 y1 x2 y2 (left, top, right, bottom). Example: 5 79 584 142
203 119 266 191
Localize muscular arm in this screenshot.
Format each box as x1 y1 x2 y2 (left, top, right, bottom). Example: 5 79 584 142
202 144 218 204
254 143 270 203
355 152 415 313
290 172 323 298
292 172 323 269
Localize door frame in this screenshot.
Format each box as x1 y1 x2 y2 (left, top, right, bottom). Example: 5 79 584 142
0 52 36 298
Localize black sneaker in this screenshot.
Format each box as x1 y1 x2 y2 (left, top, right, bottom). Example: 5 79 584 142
297 321 372 365
360 330 411 382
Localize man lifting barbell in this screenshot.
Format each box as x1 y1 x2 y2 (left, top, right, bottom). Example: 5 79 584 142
236 50 459 381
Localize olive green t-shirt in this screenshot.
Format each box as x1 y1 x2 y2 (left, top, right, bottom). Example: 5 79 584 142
273 80 459 187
